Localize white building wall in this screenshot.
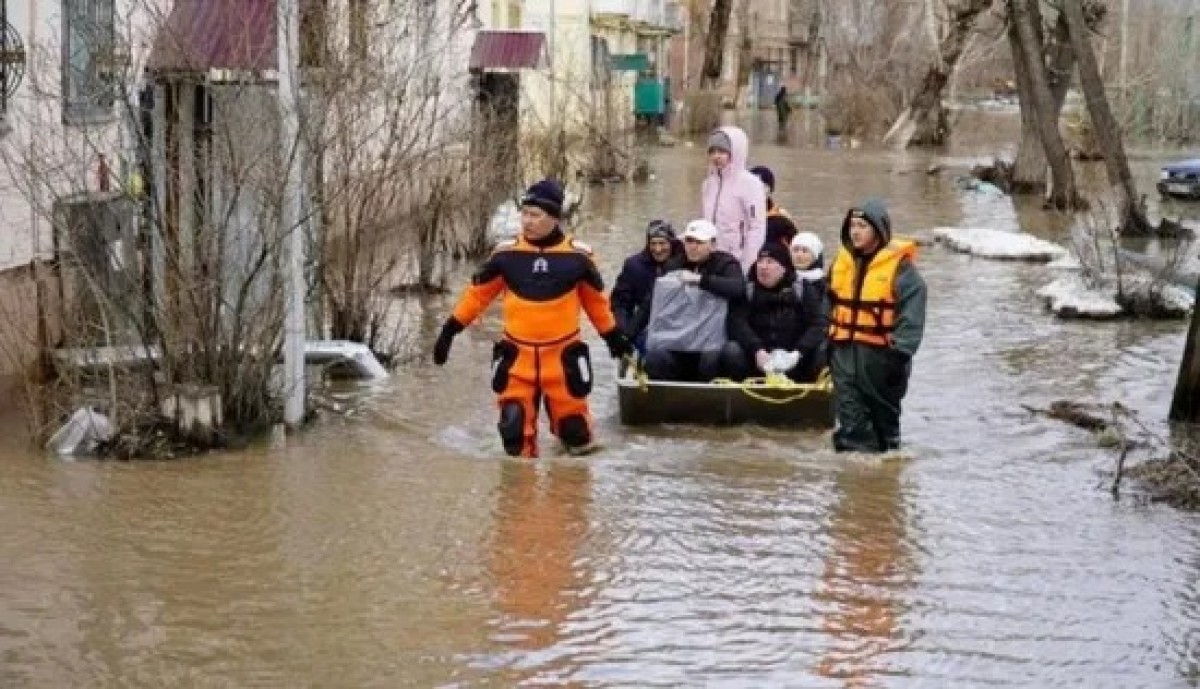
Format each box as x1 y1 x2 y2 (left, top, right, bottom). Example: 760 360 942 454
0 0 160 272
521 0 594 136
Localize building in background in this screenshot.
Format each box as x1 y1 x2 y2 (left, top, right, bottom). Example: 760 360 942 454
667 0 824 109
0 0 158 384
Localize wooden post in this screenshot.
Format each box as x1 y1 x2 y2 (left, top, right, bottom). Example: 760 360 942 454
1169 277 1200 423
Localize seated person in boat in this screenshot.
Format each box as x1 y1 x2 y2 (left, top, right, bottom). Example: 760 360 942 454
728 241 828 383
610 220 681 353
763 213 798 250
790 231 828 298
637 219 745 382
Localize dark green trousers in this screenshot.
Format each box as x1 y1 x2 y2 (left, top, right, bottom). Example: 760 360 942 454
830 343 910 453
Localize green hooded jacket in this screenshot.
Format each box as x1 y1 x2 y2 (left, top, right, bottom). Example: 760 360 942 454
825 198 928 451
825 199 927 358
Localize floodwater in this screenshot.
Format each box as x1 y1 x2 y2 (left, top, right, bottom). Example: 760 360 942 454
2 110 1199 687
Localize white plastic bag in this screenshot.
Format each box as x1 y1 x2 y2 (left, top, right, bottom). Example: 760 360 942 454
764 349 800 375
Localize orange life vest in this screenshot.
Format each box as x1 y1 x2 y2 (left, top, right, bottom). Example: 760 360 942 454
828 239 917 347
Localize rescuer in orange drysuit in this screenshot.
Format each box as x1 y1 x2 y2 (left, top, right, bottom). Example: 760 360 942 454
432 179 634 458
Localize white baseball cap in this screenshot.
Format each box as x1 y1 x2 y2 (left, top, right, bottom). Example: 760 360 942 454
682 219 718 242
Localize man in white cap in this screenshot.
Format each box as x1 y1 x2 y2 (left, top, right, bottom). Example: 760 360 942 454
637 219 746 381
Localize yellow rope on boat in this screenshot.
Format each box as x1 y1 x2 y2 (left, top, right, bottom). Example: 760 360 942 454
712 368 833 405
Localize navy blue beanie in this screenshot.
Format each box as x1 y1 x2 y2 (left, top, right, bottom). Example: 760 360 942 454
750 165 775 193
646 219 675 240
520 179 564 218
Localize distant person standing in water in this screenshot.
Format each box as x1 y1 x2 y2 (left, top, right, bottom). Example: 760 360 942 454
775 86 792 129
701 126 767 274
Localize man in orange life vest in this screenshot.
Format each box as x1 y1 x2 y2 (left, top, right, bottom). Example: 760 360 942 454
432 180 634 458
827 199 927 453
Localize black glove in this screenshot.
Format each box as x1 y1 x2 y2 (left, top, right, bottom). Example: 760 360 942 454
602 329 634 360
432 318 464 366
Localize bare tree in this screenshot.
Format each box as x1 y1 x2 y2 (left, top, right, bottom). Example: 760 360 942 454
701 0 733 89
1060 0 1152 235
1113 0 1200 142
883 0 996 149
1008 3 1073 191
1170 277 1200 423
819 0 930 138
1007 0 1083 209
0 0 497 445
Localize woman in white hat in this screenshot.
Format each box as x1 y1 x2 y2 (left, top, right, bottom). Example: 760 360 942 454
790 231 827 296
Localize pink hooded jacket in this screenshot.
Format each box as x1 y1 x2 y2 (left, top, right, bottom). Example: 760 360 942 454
700 125 767 272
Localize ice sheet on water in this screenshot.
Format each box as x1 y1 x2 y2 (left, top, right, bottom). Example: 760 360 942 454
932 226 1067 262
1036 274 1194 319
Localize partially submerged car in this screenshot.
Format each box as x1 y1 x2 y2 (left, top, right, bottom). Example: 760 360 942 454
1159 158 1200 200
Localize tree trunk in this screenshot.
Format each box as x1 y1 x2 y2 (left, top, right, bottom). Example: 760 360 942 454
701 0 732 89
1008 0 1082 210
883 0 992 149
1170 276 1200 423
1010 8 1078 192
1060 0 1152 235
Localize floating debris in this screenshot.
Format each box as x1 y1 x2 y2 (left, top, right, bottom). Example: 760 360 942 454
933 227 1067 262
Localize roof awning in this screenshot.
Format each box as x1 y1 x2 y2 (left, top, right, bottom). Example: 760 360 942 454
469 30 548 71
611 53 649 72
146 0 322 74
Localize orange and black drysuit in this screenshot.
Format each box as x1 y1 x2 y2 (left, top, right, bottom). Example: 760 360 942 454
435 228 629 457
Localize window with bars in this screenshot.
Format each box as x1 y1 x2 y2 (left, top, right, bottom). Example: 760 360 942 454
62 0 116 125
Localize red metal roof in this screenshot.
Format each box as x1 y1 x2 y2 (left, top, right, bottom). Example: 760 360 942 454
146 0 315 73
469 30 548 71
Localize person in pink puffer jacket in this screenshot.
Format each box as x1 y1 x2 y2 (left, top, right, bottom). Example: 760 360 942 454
701 125 767 273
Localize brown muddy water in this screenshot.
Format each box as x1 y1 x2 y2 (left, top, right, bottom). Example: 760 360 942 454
2 110 1199 687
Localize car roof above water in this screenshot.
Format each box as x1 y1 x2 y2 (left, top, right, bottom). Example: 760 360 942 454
1162 158 1200 173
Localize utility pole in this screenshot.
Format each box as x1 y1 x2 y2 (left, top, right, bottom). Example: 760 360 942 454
279 0 306 428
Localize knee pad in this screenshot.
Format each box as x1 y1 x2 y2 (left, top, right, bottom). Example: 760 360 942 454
497 402 525 457
557 414 591 448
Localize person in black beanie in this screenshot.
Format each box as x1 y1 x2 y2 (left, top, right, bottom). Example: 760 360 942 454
432 179 633 458
728 240 828 383
750 165 790 219
610 219 682 352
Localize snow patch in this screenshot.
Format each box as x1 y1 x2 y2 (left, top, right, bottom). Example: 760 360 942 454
1046 255 1083 271
1037 274 1194 320
1036 277 1125 319
933 227 1067 262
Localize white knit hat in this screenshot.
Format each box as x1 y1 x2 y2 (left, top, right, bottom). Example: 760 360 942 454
790 231 824 259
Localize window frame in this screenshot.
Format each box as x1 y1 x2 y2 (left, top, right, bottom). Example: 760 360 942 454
61 0 117 126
